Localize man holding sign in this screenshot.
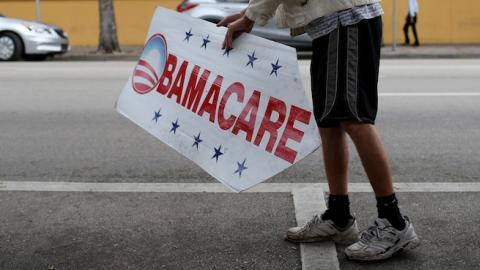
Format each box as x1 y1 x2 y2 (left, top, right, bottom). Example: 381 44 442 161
218 0 420 261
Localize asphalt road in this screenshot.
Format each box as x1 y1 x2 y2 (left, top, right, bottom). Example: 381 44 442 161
1 60 479 183
0 60 479 269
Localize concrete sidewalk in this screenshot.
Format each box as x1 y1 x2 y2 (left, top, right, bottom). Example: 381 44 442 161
52 45 480 61
380 45 480 59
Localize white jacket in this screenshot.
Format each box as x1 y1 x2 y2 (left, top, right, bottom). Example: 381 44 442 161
408 0 419 17
245 0 381 31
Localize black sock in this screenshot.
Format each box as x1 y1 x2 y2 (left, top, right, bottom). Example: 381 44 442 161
321 194 353 228
376 193 406 230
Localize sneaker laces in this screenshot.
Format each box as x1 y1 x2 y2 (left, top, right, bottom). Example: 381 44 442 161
304 215 322 231
360 224 379 243
360 220 397 244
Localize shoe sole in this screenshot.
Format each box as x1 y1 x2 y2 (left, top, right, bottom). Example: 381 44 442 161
345 237 420 261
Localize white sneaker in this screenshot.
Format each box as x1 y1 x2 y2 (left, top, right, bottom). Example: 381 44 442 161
285 214 359 245
344 216 420 261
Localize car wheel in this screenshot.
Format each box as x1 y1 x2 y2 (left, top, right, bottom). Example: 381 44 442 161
0 32 23 61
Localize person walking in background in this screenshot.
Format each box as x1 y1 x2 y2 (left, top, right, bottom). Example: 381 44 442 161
403 0 420 46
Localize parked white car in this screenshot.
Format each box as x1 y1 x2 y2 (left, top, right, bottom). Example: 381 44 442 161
0 12 69 61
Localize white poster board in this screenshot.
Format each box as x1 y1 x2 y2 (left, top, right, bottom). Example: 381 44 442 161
116 7 320 192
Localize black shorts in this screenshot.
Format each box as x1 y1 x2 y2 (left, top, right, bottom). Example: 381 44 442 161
310 16 382 128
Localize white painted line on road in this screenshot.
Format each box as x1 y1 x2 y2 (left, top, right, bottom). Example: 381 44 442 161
292 188 340 270
379 92 480 97
1 181 480 193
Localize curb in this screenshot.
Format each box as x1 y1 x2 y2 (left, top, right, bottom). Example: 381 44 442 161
53 55 140 61
297 51 480 60
52 53 480 61
51 49 480 61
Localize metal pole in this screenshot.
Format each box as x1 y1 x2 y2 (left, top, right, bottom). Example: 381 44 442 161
392 0 397 51
35 0 40 22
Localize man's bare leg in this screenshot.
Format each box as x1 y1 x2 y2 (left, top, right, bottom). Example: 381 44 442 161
319 127 349 195
340 122 420 262
341 122 394 197
318 126 354 228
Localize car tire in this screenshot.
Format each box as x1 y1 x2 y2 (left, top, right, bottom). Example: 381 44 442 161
0 32 23 61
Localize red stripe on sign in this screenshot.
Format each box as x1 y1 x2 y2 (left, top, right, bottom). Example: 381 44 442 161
134 82 153 92
138 59 159 81
134 69 157 86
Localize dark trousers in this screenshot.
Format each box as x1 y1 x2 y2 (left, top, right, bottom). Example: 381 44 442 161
403 13 419 45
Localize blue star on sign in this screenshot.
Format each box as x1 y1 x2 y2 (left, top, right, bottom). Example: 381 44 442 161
201 35 211 49
184 29 193 43
192 132 203 150
270 58 282 76
223 47 233 57
152 109 162 123
170 119 180 134
234 159 248 177
211 145 224 162
246 51 258 68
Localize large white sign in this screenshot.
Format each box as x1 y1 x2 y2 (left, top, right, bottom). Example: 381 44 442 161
116 7 320 192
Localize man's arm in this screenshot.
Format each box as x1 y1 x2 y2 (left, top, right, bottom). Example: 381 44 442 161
244 0 283 26
217 0 284 49
217 11 255 49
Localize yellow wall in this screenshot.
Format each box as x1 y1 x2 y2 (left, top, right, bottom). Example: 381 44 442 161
382 0 480 44
1 0 480 46
1 0 100 45
0 0 179 45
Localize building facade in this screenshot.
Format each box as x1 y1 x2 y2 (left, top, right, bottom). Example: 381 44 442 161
1 0 479 46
